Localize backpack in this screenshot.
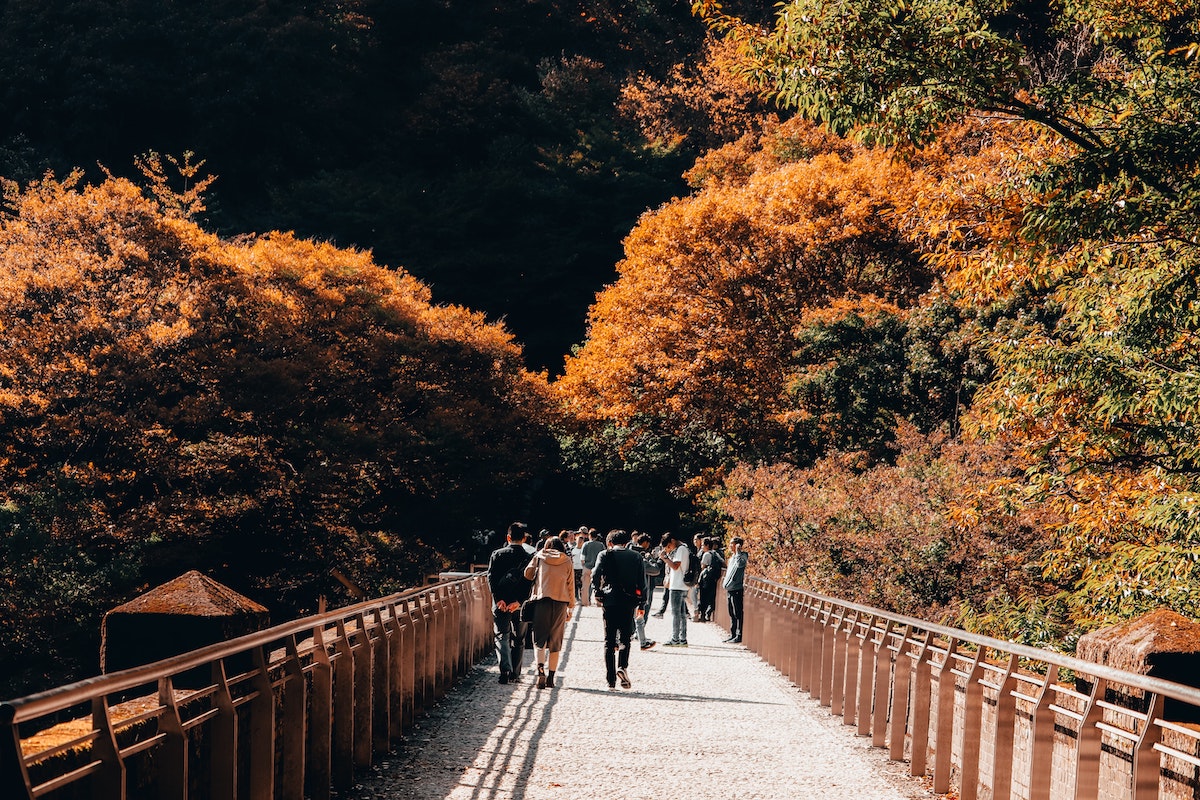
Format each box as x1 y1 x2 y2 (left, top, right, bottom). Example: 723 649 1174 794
682 547 700 587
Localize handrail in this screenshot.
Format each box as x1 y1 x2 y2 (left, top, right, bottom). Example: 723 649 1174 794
731 576 1200 800
1 572 495 800
1 577 470 725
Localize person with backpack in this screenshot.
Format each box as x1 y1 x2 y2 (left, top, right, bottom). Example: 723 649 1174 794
658 532 691 647
591 529 647 688
486 522 536 684
697 537 725 622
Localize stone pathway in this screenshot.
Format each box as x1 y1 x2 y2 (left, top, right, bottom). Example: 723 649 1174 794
347 598 939 800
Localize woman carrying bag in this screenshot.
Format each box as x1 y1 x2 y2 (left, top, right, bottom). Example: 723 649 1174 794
523 536 575 688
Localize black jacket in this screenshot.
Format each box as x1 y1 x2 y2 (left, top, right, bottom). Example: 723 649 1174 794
487 544 534 604
591 547 645 607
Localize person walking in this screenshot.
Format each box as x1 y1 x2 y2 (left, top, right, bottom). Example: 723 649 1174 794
658 532 690 647
523 535 575 688
591 529 646 689
486 522 535 683
579 528 605 606
723 537 748 643
569 530 585 603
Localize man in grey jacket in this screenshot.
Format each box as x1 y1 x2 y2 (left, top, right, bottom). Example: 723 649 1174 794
723 537 748 644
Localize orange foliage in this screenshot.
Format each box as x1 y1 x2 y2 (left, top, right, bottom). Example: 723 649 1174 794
555 118 929 457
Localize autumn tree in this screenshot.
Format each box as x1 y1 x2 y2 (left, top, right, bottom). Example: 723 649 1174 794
0 166 553 695
556 118 942 498
700 0 1200 628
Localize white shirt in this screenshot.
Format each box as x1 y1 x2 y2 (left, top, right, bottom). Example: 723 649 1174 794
666 545 689 591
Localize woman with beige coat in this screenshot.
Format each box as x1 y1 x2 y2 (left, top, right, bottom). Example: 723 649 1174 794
523 536 575 688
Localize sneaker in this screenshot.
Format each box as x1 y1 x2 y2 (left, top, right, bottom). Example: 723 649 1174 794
678 641 689 647
651 612 664 618
509 671 521 683
607 679 617 689
640 640 657 650
730 637 742 643
663 640 681 647
499 671 509 684
616 668 631 689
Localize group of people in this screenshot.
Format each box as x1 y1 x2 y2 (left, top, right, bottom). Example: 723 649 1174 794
485 521 749 690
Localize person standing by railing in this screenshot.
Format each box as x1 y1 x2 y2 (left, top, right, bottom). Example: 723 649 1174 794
487 522 535 684
523 535 575 688
723 537 747 644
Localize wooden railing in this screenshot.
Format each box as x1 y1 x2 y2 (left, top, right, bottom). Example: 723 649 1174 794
725 577 1200 800
1 574 493 800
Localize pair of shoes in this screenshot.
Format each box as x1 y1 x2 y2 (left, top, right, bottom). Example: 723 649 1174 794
499 671 509 684
536 664 546 689
640 640 656 650
651 612 664 618
616 668 631 689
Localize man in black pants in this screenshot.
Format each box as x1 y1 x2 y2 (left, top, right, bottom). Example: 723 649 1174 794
723 537 748 644
591 529 646 689
486 522 534 683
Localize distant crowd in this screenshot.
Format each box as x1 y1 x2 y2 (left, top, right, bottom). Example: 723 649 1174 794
485 523 749 690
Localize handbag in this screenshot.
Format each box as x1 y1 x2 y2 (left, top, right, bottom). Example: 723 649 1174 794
520 597 541 623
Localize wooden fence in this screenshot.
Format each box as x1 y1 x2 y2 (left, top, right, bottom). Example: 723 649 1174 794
1 574 493 800
723 577 1200 800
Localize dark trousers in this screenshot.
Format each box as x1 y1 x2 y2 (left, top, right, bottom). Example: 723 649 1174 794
727 589 744 638
492 607 528 676
601 602 636 683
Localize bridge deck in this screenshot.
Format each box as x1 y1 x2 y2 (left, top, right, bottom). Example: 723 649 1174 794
348 599 937 800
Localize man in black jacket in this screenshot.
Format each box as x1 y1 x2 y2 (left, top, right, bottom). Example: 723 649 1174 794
591 529 646 689
487 522 534 684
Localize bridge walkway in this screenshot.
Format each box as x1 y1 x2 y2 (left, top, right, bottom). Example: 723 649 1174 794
347 599 937 800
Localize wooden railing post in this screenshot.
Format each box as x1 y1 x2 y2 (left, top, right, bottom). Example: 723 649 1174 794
247 647 276 800
932 637 959 794
157 676 188 800
92 695 126 800
888 626 914 761
990 653 1019 800
280 636 307 800
352 614 373 768
309 624 333 800
857 615 878 737
842 612 862 727
909 631 934 778
0 709 31 800
1132 693 1164 800
1028 663 1057 800
398 600 417 729
832 610 852 717
371 609 391 756
1074 677 1106 800
960 647 987 800
872 620 897 748
386 603 404 742
332 619 355 789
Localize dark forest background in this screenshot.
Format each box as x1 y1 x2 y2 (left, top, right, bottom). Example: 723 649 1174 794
0 0 750 371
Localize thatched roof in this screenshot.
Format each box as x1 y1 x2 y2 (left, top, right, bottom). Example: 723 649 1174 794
1076 609 1200 674
108 570 268 618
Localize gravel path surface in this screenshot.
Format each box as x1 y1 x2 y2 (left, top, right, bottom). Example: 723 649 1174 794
347 599 939 800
